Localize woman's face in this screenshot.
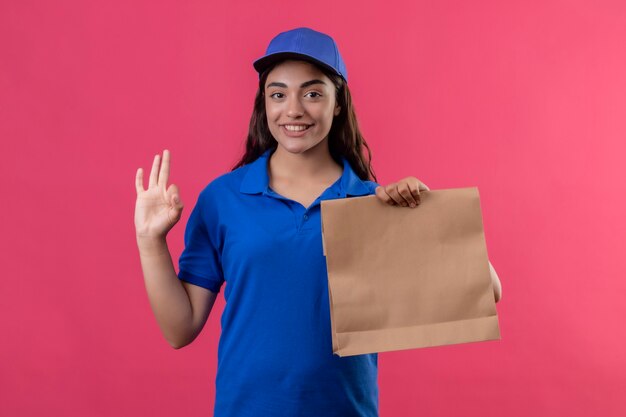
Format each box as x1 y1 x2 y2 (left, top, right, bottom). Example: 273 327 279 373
264 59 341 155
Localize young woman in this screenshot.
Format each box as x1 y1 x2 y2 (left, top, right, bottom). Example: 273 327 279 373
134 27 501 417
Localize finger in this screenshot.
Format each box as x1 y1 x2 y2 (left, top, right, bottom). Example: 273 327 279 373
418 181 430 191
408 178 421 203
166 183 181 206
135 168 145 194
159 149 170 187
166 184 184 224
375 186 392 204
149 154 161 188
384 184 406 206
397 181 418 207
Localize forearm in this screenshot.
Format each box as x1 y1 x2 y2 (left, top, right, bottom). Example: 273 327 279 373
488 260 502 303
137 236 195 348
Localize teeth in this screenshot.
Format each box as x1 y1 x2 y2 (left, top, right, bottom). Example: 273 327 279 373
284 125 310 131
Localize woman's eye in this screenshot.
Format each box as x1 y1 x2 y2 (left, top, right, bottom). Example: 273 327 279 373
269 92 321 99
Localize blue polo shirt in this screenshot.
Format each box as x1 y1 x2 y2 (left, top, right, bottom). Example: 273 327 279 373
177 147 380 417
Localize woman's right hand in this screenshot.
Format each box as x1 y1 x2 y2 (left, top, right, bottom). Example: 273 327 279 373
134 149 184 240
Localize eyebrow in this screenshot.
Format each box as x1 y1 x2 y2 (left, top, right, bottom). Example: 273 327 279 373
266 79 327 89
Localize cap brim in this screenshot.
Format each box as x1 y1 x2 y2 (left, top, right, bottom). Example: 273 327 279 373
253 52 339 79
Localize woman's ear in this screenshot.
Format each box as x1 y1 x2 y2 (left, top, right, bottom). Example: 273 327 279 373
334 104 341 116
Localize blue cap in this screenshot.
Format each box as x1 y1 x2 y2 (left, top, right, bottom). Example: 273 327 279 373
253 27 348 84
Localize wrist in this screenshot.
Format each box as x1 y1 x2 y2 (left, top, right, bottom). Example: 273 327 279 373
136 234 168 254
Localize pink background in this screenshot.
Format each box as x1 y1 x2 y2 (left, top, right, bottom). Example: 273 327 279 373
2 1 625 416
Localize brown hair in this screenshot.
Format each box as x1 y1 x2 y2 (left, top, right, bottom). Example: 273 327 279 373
231 59 377 182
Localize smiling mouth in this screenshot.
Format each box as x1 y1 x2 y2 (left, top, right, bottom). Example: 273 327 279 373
282 124 312 132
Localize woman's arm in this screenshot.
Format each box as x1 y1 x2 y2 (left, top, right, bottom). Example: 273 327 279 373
137 236 217 348
135 150 217 349
489 260 502 303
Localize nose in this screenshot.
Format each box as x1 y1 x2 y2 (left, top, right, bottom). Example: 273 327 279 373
286 95 304 118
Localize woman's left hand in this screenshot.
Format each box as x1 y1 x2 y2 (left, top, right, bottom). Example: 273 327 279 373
375 176 430 208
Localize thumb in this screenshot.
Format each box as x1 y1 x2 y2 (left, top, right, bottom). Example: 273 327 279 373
168 195 184 226
172 193 183 209
166 184 182 207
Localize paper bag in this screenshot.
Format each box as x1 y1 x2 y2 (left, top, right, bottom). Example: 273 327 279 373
320 187 500 357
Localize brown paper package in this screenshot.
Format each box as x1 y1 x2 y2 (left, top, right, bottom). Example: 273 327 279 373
321 187 501 357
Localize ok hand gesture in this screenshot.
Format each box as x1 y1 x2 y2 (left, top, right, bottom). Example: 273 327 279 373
134 150 184 240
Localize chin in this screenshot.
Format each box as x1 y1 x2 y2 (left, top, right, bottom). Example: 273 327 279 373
277 140 320 155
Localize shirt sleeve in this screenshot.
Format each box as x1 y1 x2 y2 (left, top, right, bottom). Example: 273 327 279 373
177 188 225 293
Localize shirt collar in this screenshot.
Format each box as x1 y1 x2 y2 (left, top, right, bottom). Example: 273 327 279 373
239 148 371 197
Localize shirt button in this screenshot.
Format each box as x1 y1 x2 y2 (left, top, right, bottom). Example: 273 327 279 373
303 214 308 220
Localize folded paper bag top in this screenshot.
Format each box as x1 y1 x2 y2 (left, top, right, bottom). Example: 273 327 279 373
320 186 500 357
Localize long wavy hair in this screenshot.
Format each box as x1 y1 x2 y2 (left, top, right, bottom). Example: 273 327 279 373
231 59 377 182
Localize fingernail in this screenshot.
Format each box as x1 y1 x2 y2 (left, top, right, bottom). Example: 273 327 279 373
410 203 416 208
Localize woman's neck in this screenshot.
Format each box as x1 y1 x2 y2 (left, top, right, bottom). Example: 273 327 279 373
268 141 342 183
